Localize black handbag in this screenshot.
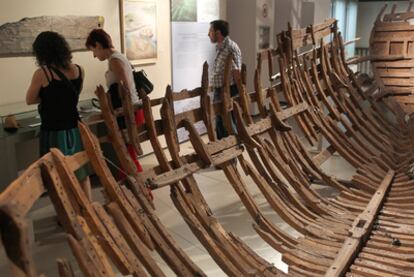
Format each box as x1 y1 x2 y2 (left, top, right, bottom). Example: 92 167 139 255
108 83 122 109
133 69 153 95
107 83 127 129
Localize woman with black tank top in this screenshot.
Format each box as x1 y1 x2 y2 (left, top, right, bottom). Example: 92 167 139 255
26 31 91 199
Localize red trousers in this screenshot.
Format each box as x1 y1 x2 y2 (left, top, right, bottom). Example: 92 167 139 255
129 108 144 171
121 109 145 175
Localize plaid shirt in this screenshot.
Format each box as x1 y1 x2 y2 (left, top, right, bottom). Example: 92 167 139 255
210 36 242 89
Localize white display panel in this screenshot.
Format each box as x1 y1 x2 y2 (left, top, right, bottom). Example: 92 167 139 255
172 22 215 92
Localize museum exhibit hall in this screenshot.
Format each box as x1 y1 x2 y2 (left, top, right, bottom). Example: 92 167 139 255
2 0 414 276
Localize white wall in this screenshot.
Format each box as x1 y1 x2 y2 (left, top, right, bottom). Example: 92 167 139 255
0 0 171 107
220 0 227 20
314 0 332 25
227 0 257 91
274 0 299 34
274 0 331 40
356 1 409 48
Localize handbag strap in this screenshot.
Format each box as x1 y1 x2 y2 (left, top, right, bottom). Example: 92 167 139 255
49 66 80 96
130 63 146 75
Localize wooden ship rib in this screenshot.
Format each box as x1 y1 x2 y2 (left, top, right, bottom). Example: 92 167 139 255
370 2 414 118
2 14 414 277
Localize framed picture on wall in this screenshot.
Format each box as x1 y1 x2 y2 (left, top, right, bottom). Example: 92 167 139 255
119 0 157 65
171 0 197 22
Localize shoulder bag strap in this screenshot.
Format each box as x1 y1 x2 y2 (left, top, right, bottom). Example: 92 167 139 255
49 66 80 96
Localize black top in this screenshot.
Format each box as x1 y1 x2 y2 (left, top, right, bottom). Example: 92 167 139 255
38 65 82 131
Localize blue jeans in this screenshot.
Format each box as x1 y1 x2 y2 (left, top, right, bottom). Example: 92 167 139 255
213 85 239 140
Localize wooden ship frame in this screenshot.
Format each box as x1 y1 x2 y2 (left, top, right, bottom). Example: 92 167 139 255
370 3 414 119
2 7 414 277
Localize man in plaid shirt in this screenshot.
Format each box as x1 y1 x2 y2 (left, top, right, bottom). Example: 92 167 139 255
209 20 242 140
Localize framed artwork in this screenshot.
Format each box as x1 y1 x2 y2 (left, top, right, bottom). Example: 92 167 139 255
120 0 157 65
171 0 197 22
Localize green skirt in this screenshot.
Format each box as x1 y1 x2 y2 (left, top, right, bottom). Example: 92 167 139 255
40 127 90 181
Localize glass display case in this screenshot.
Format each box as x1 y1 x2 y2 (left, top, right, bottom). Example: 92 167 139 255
0 102 40 137
0 99 101 189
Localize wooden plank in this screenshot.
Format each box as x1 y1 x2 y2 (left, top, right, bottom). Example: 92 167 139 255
67 234 101 277
172 87 201 101
74 216 116 277
325 170 395 277
57 259 75 277
118 82 143 156
104 201 165 277
94 85 153 206
49 148 137 275
65 152 89 171
0 159 46 216
393 95 414 104
78 120 205 276
92 202 149 276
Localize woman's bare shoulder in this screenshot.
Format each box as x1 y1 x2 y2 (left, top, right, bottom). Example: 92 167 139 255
33 67 45 76
32 67 48 84
109 58 126 73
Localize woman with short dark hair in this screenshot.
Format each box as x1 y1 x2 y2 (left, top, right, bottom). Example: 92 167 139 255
85 28 141 108
85 28 114 49
26 31 91 199
85 28 144 174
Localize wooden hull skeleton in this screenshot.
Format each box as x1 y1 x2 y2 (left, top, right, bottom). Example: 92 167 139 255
93 84 207 276
0 151 157 277
149 93 284 277
168 30 414 275
91 80 282 276
266 18 414 276
278 20 414 173
156 23 414 275
2 17 414 277
231 85 414 276
101 69 286 276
